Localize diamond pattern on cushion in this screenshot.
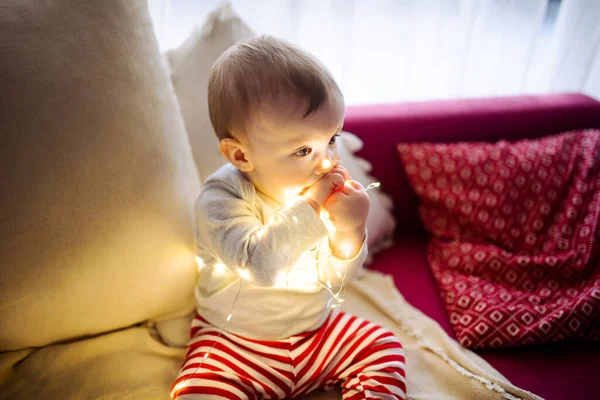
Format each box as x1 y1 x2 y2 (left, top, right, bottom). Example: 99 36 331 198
398 130 600 348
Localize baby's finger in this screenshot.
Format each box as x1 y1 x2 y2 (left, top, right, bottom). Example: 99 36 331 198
340 179 364 195
345 180 365 192
329 172 345 190
329 191 346 202
331 165 350 181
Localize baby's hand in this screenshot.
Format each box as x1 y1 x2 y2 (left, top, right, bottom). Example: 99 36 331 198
304 166 350 209
324 180 370 232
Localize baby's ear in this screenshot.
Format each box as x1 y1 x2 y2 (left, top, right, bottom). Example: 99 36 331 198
219 138 254 172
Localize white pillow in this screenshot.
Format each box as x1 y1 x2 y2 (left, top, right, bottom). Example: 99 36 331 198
337 132 396 259
166 2 395 256
166 2 255 182
0 0 201 351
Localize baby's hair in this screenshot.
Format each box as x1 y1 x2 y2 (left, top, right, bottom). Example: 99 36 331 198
208 34 341 141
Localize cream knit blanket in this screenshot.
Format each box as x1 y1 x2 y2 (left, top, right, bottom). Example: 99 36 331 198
0 271 543 400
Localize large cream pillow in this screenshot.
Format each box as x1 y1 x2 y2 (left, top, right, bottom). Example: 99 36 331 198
0 0 201 351
166 3 395 253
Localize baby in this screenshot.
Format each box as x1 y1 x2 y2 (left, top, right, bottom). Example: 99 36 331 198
171 35 406 400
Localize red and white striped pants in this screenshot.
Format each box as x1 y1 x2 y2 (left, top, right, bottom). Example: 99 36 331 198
171 310 406 399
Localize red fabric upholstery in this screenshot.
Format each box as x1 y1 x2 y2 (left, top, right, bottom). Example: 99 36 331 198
373 237 600 400
397 131 600 348
344 94 600 399
344 93 600 234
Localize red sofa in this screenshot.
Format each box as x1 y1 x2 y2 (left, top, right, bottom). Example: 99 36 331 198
344 93 600 400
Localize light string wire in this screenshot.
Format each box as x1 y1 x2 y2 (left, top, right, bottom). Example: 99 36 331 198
173 182 380 395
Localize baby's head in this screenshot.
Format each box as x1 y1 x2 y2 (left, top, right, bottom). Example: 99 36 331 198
208 35 345 203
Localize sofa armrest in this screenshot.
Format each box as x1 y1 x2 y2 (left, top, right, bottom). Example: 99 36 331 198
343 93 600 233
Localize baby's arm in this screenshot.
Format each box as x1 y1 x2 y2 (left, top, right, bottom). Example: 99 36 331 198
317 231 368 292
196 179 329 287
318 177 370 289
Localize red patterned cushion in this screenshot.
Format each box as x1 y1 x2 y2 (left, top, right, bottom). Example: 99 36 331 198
397 130 600 348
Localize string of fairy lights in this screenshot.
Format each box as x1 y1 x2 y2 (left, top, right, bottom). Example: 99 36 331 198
172 162 380 395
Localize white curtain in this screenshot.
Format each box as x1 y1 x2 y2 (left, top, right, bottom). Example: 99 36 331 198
148 0 600 105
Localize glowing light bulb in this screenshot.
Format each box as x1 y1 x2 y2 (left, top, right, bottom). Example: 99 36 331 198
321 159 332 169
336 270 342 277
366 182 380 191
238 268 251 281
276 271 288 286
196 257 205 270
284 188 301 202
320 209 336 234
292 216 299 223
326 280 332 289
203 353 209 360
256 228 265 239
214 263 226 275
340 242 353 258
227 314 232 321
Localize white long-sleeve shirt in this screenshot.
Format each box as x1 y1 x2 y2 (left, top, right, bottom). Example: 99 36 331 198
194 164 368 340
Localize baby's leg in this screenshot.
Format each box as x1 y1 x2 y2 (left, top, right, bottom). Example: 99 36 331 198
336 322 406 400
292 311 406 400
170 315 293 400
171 372 254 400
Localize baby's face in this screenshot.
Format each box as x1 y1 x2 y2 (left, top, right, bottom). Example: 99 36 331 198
242 91 345 203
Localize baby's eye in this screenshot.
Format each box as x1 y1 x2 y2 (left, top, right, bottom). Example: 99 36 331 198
329 133 341 146
294 147 312 157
